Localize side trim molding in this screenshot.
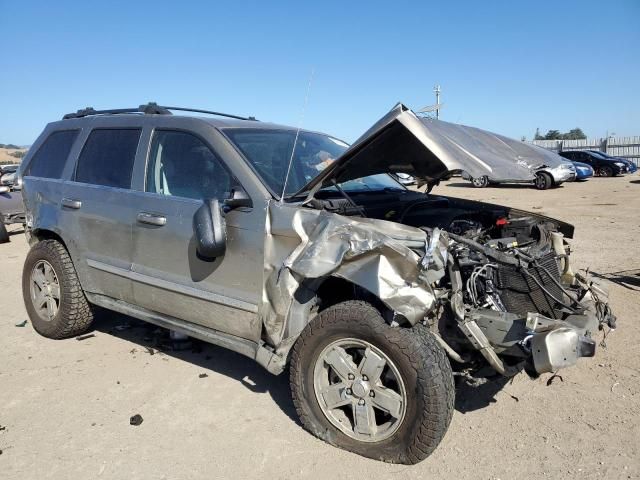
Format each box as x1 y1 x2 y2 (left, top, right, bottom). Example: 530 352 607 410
86 258 258 313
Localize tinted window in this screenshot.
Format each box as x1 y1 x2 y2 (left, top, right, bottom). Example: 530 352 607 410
75 129 141 188
26 130 79 178
146 130 232 201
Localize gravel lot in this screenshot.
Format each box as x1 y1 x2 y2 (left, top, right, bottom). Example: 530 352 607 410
1 176 639 479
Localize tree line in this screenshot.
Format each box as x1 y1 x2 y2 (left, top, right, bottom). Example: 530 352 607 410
534 128 587 140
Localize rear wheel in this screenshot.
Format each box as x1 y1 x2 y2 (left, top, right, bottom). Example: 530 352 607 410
534 172 553 190
290 301 454 464
471 176 489 188
597 166 614 177
22 239 94 339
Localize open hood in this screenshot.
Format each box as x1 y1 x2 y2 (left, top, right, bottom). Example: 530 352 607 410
296 103 566 194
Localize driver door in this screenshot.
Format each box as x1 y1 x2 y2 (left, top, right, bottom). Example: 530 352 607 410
129 129 264 342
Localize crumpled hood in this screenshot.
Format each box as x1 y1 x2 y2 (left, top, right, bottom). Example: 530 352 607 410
297 103 567 193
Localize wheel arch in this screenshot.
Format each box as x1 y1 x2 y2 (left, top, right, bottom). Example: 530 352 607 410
272 276 406 372
29 227 93 295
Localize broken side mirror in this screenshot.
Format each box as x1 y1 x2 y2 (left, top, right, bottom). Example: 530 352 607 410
193 199 226 259
224 186 252 210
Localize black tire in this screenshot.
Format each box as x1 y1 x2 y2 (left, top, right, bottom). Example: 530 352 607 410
290 300 454 464
598 166 614 177
471 176 489 188
534 172 553 190
22 239 94 339
0 220 9 243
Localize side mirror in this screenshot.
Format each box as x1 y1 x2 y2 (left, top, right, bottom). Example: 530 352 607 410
224 187 252 210
0 186 9 194
193 199 226 259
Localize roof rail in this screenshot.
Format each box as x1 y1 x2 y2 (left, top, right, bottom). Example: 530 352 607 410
62 102 257 121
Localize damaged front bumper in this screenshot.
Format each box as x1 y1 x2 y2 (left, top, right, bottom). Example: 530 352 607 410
472 274 616 376
530 327 595 374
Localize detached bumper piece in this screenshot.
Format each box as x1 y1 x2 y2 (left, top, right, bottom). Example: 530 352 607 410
530 328 596 374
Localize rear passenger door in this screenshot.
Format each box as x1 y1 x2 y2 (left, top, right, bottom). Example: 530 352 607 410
128 129 264 342
59 128 143 302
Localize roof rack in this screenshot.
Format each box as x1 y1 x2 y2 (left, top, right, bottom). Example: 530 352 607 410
62 102 257 121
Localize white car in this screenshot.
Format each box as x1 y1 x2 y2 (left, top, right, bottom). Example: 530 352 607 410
464 162 576 190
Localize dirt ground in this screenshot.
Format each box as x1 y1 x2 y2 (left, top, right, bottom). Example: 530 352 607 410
1 176 639 479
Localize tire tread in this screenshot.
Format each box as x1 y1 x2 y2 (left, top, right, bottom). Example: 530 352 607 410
289 300 454 464
23 239 93 339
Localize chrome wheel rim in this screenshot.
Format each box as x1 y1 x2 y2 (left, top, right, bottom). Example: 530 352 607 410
313 338 407 443
30 260 60 321
472 176 486 187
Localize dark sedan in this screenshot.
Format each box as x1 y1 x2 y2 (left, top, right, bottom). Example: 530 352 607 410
587 150 637 174
559 150 627 177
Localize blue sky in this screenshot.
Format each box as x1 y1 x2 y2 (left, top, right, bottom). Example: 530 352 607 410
1 0 638 145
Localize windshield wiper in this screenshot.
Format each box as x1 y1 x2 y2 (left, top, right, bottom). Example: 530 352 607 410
331 179 366 217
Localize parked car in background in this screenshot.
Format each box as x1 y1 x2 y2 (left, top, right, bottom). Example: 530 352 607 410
586 150 637 174
559 150 628 176
1 171 18 186
0 181 24 243
0 164 20 186
390 172 416 186
572 161 594 181
464 162 576 189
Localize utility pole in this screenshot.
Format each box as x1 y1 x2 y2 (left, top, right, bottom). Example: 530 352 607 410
433 84 441 119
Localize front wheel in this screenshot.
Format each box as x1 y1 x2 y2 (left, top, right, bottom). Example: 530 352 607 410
471 176 489 188
597 166 614 177
534 172 553 190
289 301 454 464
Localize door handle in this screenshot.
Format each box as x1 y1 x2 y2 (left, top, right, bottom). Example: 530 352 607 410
61 198 82 209
137 212 167 226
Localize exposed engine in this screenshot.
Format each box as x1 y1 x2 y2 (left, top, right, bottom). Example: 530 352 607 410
428 214 616 377
450 216 565 318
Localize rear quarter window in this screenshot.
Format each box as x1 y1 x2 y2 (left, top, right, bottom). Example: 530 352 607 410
75 129 141 188
25 130 80 178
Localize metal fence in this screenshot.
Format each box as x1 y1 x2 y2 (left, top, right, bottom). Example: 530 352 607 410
532 137 640 166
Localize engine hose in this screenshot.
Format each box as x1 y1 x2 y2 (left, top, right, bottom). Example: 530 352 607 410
528 258 580 304
520 265 579 312
447 232 520 266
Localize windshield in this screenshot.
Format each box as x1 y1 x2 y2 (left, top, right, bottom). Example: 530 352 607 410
224 128 403 197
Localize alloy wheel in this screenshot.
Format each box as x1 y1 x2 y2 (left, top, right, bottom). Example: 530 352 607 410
29 260 60 321
313 338 407 442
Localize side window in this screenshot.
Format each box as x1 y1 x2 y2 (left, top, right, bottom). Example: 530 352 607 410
75 129 141 188
146 130 232 201
26 130 79 178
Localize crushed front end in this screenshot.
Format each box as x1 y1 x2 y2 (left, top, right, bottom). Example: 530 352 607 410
422 215 616 377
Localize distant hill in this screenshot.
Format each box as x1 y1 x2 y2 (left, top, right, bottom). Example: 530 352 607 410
0 146 28 165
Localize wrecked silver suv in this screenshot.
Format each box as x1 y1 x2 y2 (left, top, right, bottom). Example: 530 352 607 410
20 103 615 464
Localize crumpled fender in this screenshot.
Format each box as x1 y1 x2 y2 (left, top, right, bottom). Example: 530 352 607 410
261 201 443 348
